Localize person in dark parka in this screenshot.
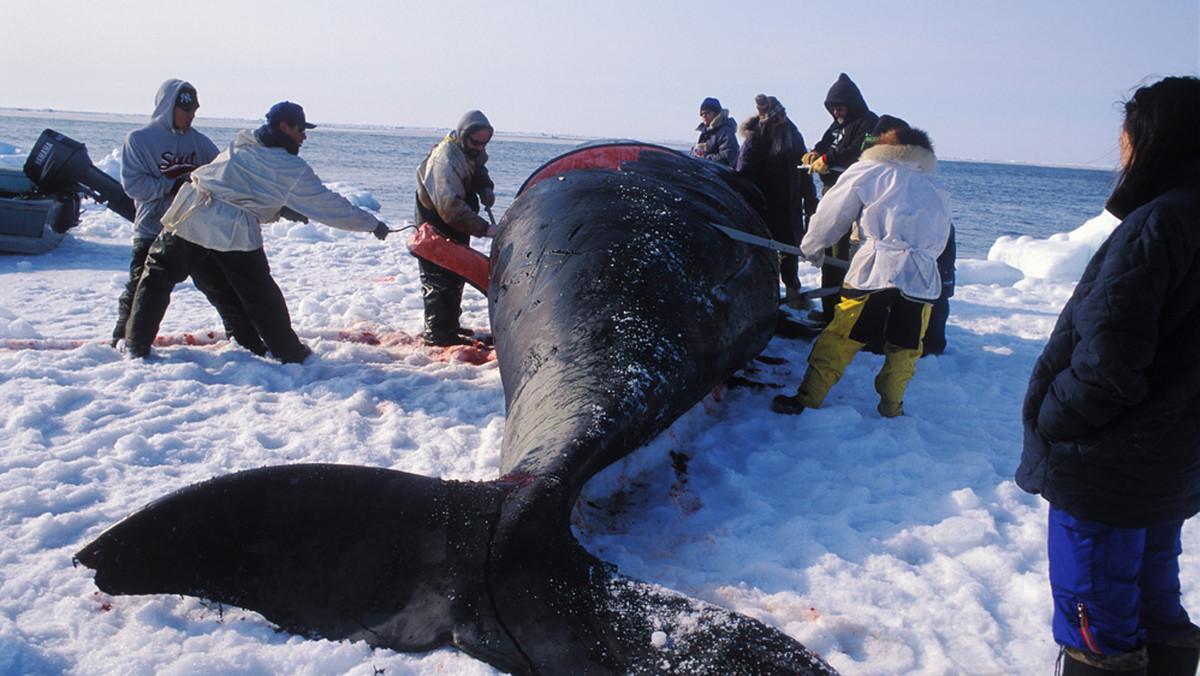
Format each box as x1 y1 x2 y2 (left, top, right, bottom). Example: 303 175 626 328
1016 76 1200 676
736 94 818 300
692 97 739 168
804 73 880 323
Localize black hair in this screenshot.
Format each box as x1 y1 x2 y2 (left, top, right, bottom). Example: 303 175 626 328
1108 76 1200 217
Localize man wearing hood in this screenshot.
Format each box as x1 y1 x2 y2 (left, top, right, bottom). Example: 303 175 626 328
692 97 739 168
803 73 881 323
773 118 951 419
414 110 497 347
115 79 260 353
124 101 389 363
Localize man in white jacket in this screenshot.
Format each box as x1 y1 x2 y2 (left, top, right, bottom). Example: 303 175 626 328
772 117 951 417
125 101 389 363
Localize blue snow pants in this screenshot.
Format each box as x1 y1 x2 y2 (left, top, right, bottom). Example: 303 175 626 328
1049 506 1195 655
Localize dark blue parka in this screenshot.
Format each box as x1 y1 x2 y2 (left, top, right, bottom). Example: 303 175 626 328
1016 159 1200 528
694 110 740 168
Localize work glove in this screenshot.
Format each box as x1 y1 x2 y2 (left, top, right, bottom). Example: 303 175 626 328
809 155 829 175
485 223 498 238
169 174 191 196
801 151 820 167
373 221 390 241
480 187 495 209
803 249 825 268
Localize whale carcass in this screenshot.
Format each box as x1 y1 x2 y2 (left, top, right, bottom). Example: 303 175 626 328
73 144 838 675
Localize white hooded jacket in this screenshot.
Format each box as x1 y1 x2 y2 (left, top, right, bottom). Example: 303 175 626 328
801 130 951 301
163 129 378 251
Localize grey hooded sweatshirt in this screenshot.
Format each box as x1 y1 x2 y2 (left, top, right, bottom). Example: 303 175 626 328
121 79 219 239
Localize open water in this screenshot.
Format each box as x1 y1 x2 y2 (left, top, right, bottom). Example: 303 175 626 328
0 111 1115 259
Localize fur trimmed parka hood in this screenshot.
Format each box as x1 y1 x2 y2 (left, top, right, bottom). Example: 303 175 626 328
860 128 937 174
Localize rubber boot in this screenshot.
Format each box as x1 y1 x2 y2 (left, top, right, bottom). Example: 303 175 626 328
1061 646 1148 675
770 393 805 415
1147 642 1200 675
419 257 466 346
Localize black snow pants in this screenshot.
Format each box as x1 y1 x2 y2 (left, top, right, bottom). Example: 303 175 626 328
126 232 310 362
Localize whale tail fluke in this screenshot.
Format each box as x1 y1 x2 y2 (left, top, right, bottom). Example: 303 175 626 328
73 464 837 675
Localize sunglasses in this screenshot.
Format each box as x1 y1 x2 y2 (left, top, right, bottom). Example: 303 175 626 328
465 134 489 149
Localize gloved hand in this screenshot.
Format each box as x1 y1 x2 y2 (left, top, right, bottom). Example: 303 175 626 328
809 155 829 174
169 174 190 196
373 221 390 241
804 249 825 268
801 151 820 167
480 187 495 209
485 223 498 238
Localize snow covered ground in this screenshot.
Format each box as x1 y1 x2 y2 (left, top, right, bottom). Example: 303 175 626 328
1 146 1186 676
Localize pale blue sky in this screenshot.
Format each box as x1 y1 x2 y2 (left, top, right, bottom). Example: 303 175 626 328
5 0 1198 166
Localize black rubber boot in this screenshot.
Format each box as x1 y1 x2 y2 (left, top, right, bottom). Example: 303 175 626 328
124 341 151 360
419 257 466 346
771 393 806 415
275 343 312 365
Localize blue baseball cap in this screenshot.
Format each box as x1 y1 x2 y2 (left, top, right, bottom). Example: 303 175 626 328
266 101 316 129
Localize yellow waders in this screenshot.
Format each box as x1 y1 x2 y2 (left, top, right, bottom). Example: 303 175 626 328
794 292 931 417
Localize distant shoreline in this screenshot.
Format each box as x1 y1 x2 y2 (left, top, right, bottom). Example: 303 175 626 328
0 107 1110 170
0 107 618 148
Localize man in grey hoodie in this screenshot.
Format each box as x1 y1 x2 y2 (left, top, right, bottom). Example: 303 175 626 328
114 79 263 354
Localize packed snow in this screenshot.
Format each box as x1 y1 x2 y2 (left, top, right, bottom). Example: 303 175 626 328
0 144 1186 676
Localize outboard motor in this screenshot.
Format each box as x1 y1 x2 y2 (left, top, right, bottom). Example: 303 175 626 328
24 128 136 222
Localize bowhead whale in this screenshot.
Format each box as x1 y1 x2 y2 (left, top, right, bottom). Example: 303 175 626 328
74 144 839 675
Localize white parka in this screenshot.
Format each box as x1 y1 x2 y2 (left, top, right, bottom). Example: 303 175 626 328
163 129 378 251
801 135 951 301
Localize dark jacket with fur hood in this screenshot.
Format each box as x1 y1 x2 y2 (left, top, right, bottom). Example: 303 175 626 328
735 114 817 245
693 109 739 168
1016 158 1200 527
